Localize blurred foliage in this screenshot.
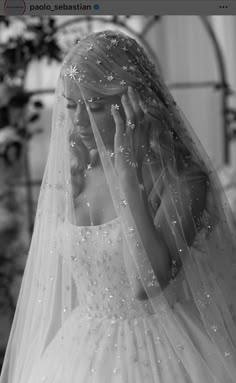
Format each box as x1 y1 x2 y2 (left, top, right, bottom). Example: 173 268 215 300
0 16 62 86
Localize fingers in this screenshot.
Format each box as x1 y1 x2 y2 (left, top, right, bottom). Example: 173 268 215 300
111 86 146 144
111 104 126 140
127 86 144 121
121 92 134 128
121 87 146 134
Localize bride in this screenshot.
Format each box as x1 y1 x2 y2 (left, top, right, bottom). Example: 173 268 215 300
1 29 236 383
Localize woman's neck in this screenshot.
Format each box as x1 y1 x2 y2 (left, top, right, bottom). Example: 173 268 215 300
87 148 100 167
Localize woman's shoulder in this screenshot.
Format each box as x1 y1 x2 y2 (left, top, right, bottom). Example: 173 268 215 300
142 158 208 198
179 162 209 185
169 164 208 214
164 163 209 201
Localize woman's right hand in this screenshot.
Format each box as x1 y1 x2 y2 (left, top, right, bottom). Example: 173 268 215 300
111 86 150 178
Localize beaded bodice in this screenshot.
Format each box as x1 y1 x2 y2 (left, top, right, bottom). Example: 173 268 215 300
61 217 158 321
58 209 190 323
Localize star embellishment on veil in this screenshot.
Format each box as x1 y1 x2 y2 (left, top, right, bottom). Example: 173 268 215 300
110 39 118 46
107 75 114 81
66 65 79 80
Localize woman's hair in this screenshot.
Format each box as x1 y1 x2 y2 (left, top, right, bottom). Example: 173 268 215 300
62 30 202 198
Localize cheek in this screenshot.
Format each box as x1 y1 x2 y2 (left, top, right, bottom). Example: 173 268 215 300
100 117 116 140
93 109 116 137
67 109 75 125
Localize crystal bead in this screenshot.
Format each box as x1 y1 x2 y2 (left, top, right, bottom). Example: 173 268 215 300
128 226 135 234
120 199 127 206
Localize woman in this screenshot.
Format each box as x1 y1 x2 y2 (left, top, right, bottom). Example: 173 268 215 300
1 29 236 383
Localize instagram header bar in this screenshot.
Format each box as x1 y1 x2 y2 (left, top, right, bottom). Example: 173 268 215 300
0 1 235 16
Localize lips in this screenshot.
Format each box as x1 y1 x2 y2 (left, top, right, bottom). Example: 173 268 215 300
76 125 93 137
79 131 93 138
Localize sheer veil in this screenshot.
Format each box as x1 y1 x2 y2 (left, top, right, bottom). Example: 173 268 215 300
1 30 236 383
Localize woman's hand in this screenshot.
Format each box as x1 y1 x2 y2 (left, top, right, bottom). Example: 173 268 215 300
111 86 149 177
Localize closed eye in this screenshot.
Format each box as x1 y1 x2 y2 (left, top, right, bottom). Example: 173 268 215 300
66 103 104 112
66 103 76 109
89 104 104 112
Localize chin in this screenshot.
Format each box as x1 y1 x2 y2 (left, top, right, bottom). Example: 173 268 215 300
82 135 114 152
84 140 97 150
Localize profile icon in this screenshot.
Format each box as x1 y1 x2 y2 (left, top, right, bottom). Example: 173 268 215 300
4 0 26 15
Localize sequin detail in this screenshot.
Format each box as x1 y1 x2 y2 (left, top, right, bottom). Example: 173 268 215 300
63 218 155 321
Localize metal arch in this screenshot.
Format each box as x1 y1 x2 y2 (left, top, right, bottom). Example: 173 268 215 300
199 16 230 164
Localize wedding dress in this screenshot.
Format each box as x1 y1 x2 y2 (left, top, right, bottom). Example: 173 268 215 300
26 179 234 382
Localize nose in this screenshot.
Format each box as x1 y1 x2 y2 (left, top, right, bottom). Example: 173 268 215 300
73 102 90 128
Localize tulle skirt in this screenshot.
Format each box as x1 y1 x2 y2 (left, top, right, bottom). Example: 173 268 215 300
27 301 232 383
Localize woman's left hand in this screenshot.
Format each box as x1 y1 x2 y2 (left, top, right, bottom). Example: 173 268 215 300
111 86 149 177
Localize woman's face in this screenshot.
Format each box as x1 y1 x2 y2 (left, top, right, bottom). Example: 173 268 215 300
63 82 126 150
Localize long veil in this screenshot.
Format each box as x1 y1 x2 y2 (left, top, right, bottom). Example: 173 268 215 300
1 30 236 383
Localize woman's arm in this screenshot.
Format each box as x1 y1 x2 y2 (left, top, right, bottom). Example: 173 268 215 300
119 170 171 299
111 87 207 299
119 168 207 300
151 170 207 273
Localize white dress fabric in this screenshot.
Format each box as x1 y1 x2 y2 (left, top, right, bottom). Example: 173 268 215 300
26 217 232 383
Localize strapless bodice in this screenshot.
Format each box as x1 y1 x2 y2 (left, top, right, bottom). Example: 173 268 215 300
57 216 187 322
58 217 157 321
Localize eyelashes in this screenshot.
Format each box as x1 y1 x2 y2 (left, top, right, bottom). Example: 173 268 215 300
66 103 104 112
66 104 76 109
89 106 104 112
